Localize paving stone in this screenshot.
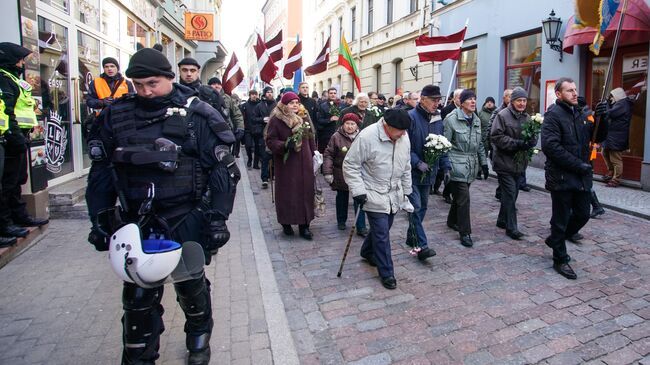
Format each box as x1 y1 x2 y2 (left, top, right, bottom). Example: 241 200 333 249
348 352 392 365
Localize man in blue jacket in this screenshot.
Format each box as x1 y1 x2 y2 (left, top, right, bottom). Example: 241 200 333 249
406 85 450 260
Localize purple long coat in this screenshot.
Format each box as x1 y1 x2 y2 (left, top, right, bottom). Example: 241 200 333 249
265 115 317 225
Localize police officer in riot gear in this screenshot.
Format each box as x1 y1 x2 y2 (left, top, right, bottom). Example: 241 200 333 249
88 47 238 365
0 88 17 247
0 42 49 241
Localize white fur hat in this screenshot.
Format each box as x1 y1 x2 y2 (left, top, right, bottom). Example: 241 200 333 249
610 87 627 102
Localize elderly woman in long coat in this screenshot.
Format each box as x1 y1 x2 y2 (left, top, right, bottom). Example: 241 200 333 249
340 92 381 129
265 92 317 240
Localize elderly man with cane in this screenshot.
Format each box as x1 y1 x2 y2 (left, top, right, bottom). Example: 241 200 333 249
342 109 413 290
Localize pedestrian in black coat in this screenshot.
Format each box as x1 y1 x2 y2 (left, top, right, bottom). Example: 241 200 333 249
598 87 633 187
541 77 608 280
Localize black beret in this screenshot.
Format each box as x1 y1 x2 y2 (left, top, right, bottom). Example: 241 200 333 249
208 77 221 85
345 92 354 99
102 57 119 69
383 109 411 130
125 48 175 79
459 89 477 104
421 85 442 98
0 42 32 66
177 57 201 68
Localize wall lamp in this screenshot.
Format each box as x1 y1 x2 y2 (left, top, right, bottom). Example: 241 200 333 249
409 65 419 81
542 10 564 62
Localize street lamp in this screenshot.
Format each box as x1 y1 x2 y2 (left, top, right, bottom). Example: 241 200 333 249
409 65 419 81
542 10 564 62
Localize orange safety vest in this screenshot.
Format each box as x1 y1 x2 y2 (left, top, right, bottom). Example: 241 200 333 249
93 77 130 115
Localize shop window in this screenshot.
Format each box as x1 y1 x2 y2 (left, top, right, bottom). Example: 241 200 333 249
368 0 373 34
40 0 69 14
78 32 99 169
75 0 100 31
351 7 356 41
505 33 542 114
37 16 73 179
393 59 402 94
101 1 120 38
456 47 477 93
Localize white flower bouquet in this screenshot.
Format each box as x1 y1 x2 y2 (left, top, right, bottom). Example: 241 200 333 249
420 134 452 183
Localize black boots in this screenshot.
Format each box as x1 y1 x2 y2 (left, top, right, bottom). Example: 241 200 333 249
0 236 17 248
282 224 294 236
590 190 605 218
298 224 313 240
14 216 49 227
187 333 211 365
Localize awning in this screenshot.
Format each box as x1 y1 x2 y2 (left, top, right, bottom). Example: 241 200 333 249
563 0 650 54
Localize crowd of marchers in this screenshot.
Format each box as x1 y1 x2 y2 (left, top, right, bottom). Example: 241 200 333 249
238 78 633 290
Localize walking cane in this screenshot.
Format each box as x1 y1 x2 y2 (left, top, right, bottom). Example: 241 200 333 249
337 207 363 278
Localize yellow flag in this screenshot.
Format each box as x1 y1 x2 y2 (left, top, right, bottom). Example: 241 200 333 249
574 0 600 28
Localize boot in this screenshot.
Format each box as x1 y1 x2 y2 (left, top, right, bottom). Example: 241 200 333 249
0 236 17 248
298 224 313 240
187 333 211 365
590 190 605 218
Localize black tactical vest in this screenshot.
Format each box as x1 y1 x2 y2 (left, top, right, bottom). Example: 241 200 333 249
109 97 207 212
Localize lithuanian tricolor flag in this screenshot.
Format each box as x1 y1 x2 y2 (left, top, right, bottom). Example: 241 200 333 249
338 35 361 92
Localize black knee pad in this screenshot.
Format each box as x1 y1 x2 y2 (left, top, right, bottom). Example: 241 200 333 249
121 283 165 365
174 275 213 336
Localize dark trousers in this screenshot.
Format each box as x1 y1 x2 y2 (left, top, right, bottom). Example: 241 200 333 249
546 190 591 264
447 181 471 235
0 145 29 224
244 132 254 162
252 134 264 167
334 190 366 230
496 173 520 232
260 150 271 182
495 171 527 198
360 211 395 278
86 162 117 222
407 184 431 248
121 209 213 364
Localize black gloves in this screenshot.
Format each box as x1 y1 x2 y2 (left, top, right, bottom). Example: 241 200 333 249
228 162 241 182
515 139 529 151
482 165 489 179
286 139 296 151
353 194 367 207
416 161 429 173
595 101 608 117
444 170 451 185
234 128 245 141
88 225 109 252
206 220 230 253
578 162 593 175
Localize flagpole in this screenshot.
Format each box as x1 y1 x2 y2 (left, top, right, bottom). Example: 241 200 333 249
443 18 469 105
593 0 628 143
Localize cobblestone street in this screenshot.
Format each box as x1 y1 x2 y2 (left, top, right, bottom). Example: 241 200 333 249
0 160 649 364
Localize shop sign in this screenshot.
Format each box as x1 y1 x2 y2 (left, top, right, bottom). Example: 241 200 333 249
184 12 214 41
623 56 648 74
45 110 68 173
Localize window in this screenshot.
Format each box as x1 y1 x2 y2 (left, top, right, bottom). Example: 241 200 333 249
374 64 382 92
101 1 119 37
393 59 402 94
338 16 343 41
41 0 69 13
75 0 100 30
368 0 374 33
456 47 477 93
410 0 418 13
505 33 542 113
387 0 393 24
351 7 357 40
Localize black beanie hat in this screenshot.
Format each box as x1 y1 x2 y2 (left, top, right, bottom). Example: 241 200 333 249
262 86 273 95
102 57 119 69
125 48 175 79
484 96 496 105
383 109 411 130
459 89 477 105
0 42 32 67
178 57 201 68
208 77 221 85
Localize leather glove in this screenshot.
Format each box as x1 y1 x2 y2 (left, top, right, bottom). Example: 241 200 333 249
324 174 334 185
286 139 296 151
416 161 429 173
207 220 230 253
227 162 241 182
515 139 529 151
102 97 114 107
87 226 109 252
578 162 592 175
444 170 451 185
595 101 608 117
482 165 489 179
353 194 367 207
234 128 245 141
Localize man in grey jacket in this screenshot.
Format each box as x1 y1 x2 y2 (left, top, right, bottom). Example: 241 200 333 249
490 87 537 240
343 109 413 290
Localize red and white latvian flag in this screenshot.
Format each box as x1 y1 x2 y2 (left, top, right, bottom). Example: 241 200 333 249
222 53 244 95
304 36 331 76
253 32 278 84
415 27 467 62
283 40 302 79
265 30 283 63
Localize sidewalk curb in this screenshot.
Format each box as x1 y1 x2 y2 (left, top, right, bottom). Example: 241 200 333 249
238 159 300 365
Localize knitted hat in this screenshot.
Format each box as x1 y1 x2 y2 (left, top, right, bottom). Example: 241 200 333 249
383 109 411 130
177 57 201 68
0 42 32 67
484 96 496 105
421 85 442 98
280 91 299 104
125 48 175 78
341 112 361 125
102 57 119 69
610 87 627 102
208 77 221 85
262 86 273 95
459 89 477 104
511 87 528 101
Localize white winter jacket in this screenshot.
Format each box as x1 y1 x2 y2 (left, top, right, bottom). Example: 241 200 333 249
343 120 412 214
